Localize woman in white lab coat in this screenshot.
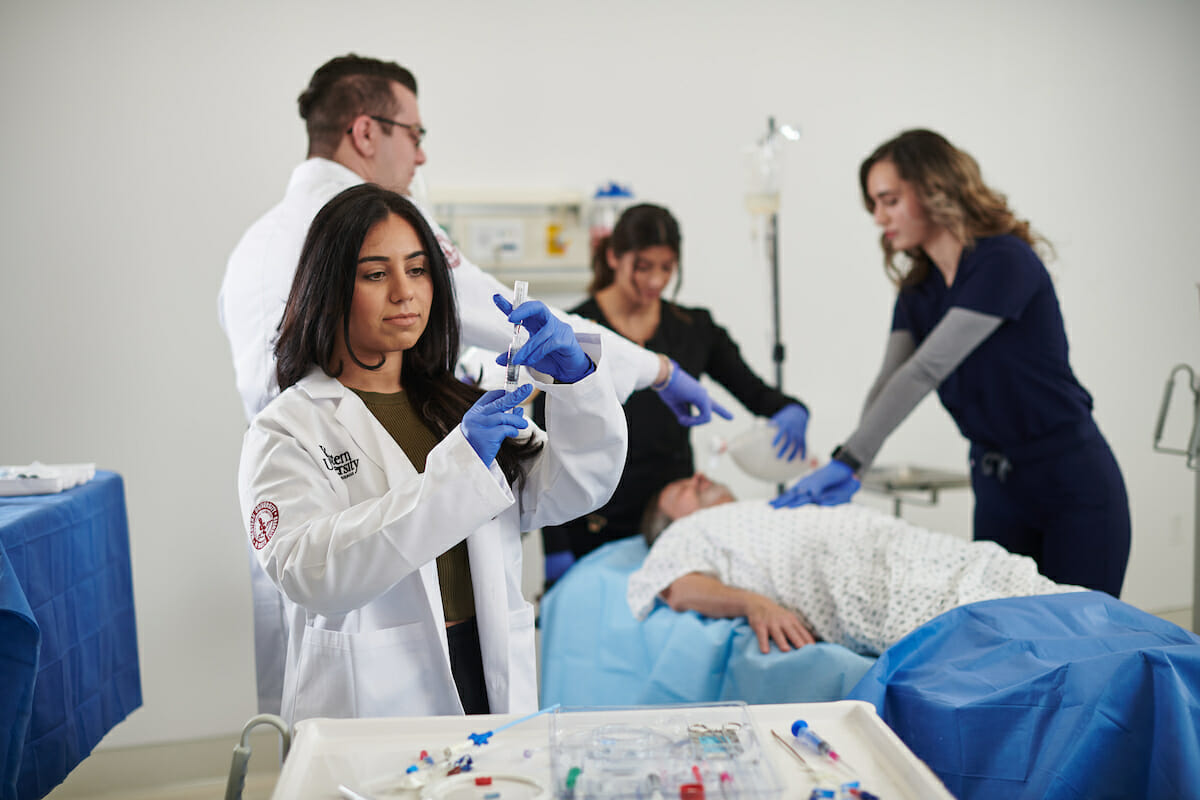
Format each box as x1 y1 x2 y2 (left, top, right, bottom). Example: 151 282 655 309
238 184 627 723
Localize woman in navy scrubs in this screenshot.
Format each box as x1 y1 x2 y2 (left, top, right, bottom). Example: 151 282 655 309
773 129 1130 597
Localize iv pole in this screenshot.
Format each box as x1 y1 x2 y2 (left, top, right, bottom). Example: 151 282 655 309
748 116 799 393
765 118 785 393
747 116 799 492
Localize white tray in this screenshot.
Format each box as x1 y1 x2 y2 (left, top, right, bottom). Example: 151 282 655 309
270 701 952 799
0 463 95 496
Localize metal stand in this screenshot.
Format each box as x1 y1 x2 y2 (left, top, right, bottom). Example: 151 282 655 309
764 119 786 395
758 118 788 494
1152 364 1200 632
860 465 972 518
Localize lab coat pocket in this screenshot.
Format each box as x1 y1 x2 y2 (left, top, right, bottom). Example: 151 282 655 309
293 620 443 720
353 622 451 715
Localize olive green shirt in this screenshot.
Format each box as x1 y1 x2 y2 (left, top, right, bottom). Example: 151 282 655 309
351 388 475 623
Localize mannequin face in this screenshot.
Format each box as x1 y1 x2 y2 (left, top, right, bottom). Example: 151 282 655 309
607 245 677 309
866 159 939 252
658 473 736 521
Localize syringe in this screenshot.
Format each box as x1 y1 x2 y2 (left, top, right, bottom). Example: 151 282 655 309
791 720 835 759
791 720 857 775
505 280 529 393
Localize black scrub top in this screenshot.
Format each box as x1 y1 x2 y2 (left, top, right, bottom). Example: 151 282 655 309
535 297 802 558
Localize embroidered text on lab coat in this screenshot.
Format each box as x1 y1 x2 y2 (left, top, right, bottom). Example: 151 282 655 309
320 444 359 479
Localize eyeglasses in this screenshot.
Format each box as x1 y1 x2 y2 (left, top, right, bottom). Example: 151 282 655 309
368 115 426 146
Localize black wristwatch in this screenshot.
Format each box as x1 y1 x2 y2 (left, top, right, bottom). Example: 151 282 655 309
830 445 862 473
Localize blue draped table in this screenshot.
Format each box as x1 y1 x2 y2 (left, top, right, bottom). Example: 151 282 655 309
0 471 142 800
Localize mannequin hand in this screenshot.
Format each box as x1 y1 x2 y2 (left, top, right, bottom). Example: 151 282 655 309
770 403 809 461
544 551 576 584
769 460 860 509
493 296 594 383
655 359 733 427
461 385 531 466
745 593 817 654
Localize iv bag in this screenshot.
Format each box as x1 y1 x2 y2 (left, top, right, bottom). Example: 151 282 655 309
743 144 781 217
711 419 817 482
742 121 798 217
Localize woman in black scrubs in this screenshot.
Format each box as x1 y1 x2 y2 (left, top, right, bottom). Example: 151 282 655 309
536 203 810 585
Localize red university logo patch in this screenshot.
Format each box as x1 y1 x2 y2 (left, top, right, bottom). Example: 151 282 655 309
250 500 279 550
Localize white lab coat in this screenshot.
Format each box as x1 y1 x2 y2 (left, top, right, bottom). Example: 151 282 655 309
218 157 658 714
238 340 626 722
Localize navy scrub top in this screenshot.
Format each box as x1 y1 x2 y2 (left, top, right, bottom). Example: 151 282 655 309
891 235 1094 452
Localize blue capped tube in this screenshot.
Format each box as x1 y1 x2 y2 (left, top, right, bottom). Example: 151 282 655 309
791 720 839 762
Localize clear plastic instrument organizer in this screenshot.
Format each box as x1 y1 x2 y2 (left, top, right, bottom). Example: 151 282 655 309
549 702 781 799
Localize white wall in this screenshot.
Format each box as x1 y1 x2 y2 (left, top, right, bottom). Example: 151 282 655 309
2 0 1197 749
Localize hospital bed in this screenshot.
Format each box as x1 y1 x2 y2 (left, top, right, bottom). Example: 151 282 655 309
538 536 876 707
539 535 1200 799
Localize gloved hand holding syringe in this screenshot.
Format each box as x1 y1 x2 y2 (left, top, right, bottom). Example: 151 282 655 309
493 280 595 387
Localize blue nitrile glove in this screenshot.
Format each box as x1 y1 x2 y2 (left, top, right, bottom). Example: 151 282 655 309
461 385 532 466
544 550 576 584
769 459 860 509
770 403 809 461
811 473 861 506
655 359 733 427
493 296 594 383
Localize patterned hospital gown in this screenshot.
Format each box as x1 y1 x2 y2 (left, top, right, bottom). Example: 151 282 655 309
626 501 1080 655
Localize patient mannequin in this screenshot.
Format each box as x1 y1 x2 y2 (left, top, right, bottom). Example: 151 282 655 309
627 473 1083 656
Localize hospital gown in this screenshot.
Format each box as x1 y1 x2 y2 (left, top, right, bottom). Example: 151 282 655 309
627 501 1080 656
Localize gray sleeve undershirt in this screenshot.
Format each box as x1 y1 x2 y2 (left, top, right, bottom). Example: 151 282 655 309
860 330 916 416
842 307 1003 471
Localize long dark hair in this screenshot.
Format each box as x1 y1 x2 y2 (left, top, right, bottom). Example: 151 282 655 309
275 183 539 485
859 129 1049 289
588 203 683 298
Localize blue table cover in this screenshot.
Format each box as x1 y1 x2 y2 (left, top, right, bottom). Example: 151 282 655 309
0 471 142 800
848 591 1200 800
539 536 876 707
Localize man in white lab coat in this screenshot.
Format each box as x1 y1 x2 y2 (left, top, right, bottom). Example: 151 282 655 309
219 54 727 714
